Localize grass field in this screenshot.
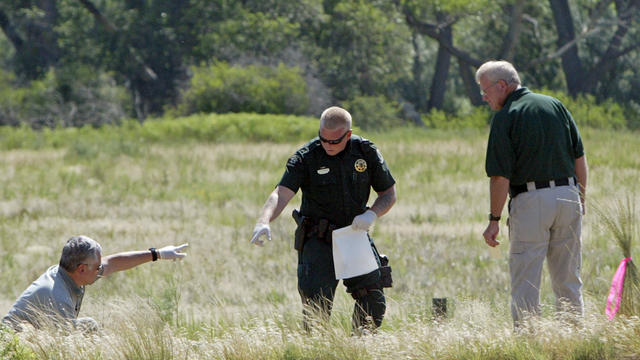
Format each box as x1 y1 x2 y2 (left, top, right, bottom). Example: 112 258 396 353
1 123 639 359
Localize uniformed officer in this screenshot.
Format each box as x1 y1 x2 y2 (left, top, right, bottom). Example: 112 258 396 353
477 61 588 327
251 106 396 332
3 235 189 332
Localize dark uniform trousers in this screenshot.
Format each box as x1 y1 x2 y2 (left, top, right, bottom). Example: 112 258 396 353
297 231 386 330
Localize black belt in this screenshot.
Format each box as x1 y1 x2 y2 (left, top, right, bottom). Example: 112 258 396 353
509 177 576 198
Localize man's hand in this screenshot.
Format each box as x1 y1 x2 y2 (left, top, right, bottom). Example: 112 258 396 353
483 222 500 247
352 210 377 231
250 223 271 246
158 243 189 260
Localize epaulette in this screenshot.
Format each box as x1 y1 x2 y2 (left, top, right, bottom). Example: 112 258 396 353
352 135 377 154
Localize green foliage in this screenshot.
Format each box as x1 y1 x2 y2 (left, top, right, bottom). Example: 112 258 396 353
177 62 309 116
425 106 491 129
540 89 628 129
202 10 302 61
0 67 130 128
342 96 404 130
0 327 37 360
314 0 411 100
0 113 319 151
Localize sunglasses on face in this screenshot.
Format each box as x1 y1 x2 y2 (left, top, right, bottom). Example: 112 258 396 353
318 130 350 145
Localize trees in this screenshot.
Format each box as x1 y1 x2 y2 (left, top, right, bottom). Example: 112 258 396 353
0 0 639 128
549 0 640 98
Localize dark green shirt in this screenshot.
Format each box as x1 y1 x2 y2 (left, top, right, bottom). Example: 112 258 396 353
279 135 395 227
485 87 584 185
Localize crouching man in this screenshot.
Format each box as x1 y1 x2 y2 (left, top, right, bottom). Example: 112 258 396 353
2 235 188 333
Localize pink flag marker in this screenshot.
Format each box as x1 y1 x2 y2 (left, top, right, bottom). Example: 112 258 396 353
606 257 632 320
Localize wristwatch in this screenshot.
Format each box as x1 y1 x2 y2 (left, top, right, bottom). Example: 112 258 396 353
488 213 501 221
149 247 158 261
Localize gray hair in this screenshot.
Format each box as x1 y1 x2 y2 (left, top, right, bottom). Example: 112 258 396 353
475 60 521 86
59 236 102 271
320 106 352 130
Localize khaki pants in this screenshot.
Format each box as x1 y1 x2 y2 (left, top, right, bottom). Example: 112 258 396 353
508 183 583 325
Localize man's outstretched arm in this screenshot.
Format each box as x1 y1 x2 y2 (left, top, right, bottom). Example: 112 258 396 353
101 244 188 277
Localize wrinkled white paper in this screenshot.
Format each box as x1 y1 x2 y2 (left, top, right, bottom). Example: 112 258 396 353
332 225 378 280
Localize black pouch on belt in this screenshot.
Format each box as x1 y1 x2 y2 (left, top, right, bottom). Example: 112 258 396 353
379 254 393 288
316 219 336 244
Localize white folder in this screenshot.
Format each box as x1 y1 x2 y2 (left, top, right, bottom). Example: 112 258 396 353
332 225 378 280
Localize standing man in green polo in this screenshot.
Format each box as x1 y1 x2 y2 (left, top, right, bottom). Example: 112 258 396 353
250 106 396 332
477 60 588 328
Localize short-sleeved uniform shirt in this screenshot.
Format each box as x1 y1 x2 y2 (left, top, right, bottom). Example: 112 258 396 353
485 87 584 185
279 135 395 227
2 265 84 330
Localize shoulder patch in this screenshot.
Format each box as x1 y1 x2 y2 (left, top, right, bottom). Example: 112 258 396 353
287 154 302 166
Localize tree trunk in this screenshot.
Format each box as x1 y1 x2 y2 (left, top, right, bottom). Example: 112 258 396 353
498 2 525 61
427 13 452 111
549 0 585 96
0 9 24 51
411 32 428 112
458 59 483 106
581 0 639 92
0 1 60 79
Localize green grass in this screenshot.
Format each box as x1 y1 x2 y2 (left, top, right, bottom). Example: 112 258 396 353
1 120 640 359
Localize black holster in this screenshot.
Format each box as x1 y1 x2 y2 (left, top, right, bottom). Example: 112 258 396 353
292 209 306 252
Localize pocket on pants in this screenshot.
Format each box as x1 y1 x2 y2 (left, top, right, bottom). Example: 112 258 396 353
509 241 528 255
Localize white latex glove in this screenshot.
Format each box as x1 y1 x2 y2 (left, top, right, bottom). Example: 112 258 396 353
158 243 189 260
351 209 377 231
250 223 271 246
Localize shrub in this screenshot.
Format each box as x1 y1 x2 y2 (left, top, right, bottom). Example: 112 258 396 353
342 95 403 131
177 62 309 116
0 67 130 128
0 113 320 150
425 107 491 130
537 89 627 129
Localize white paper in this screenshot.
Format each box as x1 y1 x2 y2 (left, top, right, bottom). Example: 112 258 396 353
332 225 378 280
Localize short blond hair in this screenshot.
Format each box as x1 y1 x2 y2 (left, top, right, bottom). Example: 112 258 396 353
320 106 352 130
475 60 521 85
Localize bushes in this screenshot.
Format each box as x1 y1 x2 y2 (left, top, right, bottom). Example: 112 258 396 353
177 62 309 116
0 67 130 128
342 96 404 130
537 89 627 130
425 107 491 130
0 113 319 150
141 113 318 143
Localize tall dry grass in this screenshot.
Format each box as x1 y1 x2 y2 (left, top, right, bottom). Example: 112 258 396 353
1 126 640 358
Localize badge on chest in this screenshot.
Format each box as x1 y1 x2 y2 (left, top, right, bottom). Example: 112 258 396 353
354 159 367 172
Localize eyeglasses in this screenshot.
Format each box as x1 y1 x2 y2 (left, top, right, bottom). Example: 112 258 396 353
480 81 501 96
318 130 350 145
80 262 104 273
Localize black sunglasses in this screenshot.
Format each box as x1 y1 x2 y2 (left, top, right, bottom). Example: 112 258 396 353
318 130 350 145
